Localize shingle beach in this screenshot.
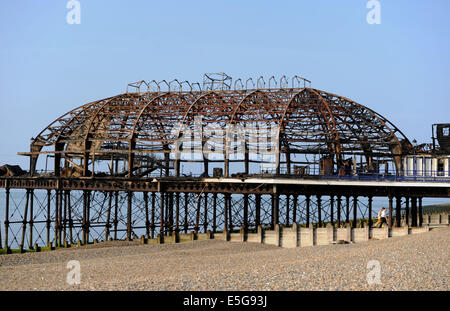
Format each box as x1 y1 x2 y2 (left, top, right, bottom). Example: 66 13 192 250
0 227 448 291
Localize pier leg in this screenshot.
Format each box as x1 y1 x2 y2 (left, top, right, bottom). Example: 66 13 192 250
55 190 60 246
353 196 358 228
368 196 373 228
203 193 208 233
195 193 201 233
317 195 322 228
113 191 119 240
285 195 290 226
418 197 423 227
337 196 342 227
243 194 248 233
405 197 410 226
20 189 30 252
212 193 217 233
175 192 180 233
106 191 112 241
127 191 132 240
28 189 34 249
345 196 350 224
86 191 91 244
82 191 87 244
227 194 233 232
46 190 51 247
306 195 311 227
224 194 229 232
184 192 188 234
168 193 174 235
388 196 393 229
411 197 417 227
396 197 401 227
151 192 156 239
160 191 165 238
293 195 298 224
255 194 261 228
330 195 334 227
4 188 10 250
68 191 73 244
63 190 67 246
273 193 279 229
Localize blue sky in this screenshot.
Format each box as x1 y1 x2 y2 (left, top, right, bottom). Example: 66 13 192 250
1 0 449 168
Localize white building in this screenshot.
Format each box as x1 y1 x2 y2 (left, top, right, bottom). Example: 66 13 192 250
403 154 450 178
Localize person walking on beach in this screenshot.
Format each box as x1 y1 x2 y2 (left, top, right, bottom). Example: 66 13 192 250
377 207 388 228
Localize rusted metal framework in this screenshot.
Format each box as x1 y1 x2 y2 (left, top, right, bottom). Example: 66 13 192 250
24 85 411 179
1 74 447 252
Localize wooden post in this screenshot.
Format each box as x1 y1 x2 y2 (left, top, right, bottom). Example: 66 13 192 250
368 196 373 228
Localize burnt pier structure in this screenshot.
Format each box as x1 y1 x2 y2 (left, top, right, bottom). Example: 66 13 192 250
1 74 449 250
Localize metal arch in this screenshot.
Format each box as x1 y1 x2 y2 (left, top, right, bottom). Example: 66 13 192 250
132 92 198 142
322 90 409 146
308 89 340 145
129 94 169 139
24 85 413 178
82 94 133 150
179 91 223 126
31 98 107 147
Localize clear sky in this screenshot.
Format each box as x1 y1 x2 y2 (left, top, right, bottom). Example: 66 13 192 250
1 0 449 168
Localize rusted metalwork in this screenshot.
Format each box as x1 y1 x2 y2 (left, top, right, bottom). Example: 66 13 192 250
0 74 448 251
